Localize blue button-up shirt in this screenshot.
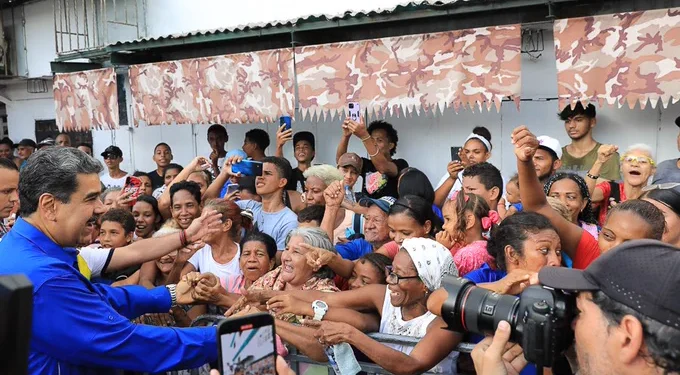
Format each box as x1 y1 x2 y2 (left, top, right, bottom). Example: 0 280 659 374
0 219 217 374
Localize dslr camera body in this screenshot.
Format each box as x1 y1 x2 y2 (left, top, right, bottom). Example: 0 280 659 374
439 276 575 366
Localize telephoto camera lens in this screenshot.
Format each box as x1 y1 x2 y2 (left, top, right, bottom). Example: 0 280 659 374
438 275 575 367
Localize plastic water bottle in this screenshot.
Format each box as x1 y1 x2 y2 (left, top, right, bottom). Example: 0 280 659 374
324 346 342 375
344 185 356 205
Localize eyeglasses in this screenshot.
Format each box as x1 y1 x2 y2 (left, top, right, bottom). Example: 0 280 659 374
621 155 656 167
642 183 680 193
385 266 420 285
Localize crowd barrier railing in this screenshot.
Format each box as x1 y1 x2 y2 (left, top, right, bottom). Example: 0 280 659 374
192 315 476 375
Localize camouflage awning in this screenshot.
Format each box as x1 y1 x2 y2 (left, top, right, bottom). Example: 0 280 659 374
128 48 295 125
294 24 522 119
53 67 120 131
555 8 680 110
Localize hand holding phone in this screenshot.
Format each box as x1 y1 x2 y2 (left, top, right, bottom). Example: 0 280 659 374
232 160 263 177
122 176 143 205
280 116 292 131
218 313 276 375
450 146 462 162
348 102 361 122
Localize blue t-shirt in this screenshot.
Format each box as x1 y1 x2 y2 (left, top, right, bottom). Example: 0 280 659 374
432 204 444 222
464 264 537 375
335 239 373 261
236 200 298 250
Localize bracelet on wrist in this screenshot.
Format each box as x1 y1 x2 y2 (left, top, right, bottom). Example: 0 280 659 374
360 134 371 142
179 230 189 247
586 173 600 180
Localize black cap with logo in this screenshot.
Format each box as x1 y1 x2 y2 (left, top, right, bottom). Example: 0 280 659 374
101 145 123 159
539 239 680 328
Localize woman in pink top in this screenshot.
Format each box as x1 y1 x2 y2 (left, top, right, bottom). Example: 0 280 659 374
437 191 498 276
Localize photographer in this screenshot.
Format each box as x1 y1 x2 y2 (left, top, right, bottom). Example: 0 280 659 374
470 240 680 375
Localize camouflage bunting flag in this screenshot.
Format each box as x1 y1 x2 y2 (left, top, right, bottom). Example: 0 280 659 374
53 67 120 131
555 8 680 110
128 48 295 125
294 25 522 119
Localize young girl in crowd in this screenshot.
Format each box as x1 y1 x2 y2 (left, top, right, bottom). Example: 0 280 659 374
437 191 498 276
376 195 437 258
544 172 599 238
152 162 183 199
131 195 162 240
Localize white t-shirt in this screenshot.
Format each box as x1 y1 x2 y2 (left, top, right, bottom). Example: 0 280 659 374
435 173 463 201
188 243 242 280
79 245 114 278
100 173 129 188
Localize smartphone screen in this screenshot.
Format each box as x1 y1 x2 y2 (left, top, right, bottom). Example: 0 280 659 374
450 146 462 162
280 116 292 131
218 314 276 375
232 160 263 177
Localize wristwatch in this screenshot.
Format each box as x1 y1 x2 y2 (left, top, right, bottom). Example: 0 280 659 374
312 300 328 321
166 284 178 307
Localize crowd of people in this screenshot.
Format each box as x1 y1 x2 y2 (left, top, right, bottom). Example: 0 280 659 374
0 103 679 375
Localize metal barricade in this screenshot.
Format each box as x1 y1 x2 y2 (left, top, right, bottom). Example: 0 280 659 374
192 315 476 375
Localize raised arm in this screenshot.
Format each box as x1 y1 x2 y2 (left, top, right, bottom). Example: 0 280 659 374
434 161 465 207
336 120 352 163
348 119 400 177
321 181 344 241
274 125 293 158
513 126 584 257
138 260 159 288
585 144 619 203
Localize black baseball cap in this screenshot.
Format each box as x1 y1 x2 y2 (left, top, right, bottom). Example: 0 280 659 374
293 131 315 150
101 145 123 158
539 240 680 327
18 139 37 148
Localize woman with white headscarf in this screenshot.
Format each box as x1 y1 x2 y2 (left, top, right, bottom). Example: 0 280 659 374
259 237 462 375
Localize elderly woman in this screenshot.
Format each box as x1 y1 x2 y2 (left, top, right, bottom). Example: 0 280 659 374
254 238 461 375
227 227 340 320
586 143 656 226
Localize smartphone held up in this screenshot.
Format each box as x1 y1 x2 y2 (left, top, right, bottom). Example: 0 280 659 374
231 160 264 177
347 102 361 122
280 116 292 131
218 313 276 375
122 176 143 205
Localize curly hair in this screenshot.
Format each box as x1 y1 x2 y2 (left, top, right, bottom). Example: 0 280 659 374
367 120 399 156
543 172 598 225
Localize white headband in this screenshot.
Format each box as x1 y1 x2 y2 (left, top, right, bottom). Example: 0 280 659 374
465 133 492 151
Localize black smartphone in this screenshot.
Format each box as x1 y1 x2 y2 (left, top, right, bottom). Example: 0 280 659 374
218 313 276 375
232 160 264 177
451 146 462 162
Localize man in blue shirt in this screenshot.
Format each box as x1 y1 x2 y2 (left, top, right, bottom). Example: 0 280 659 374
0 147 222 375
334 196 394 260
